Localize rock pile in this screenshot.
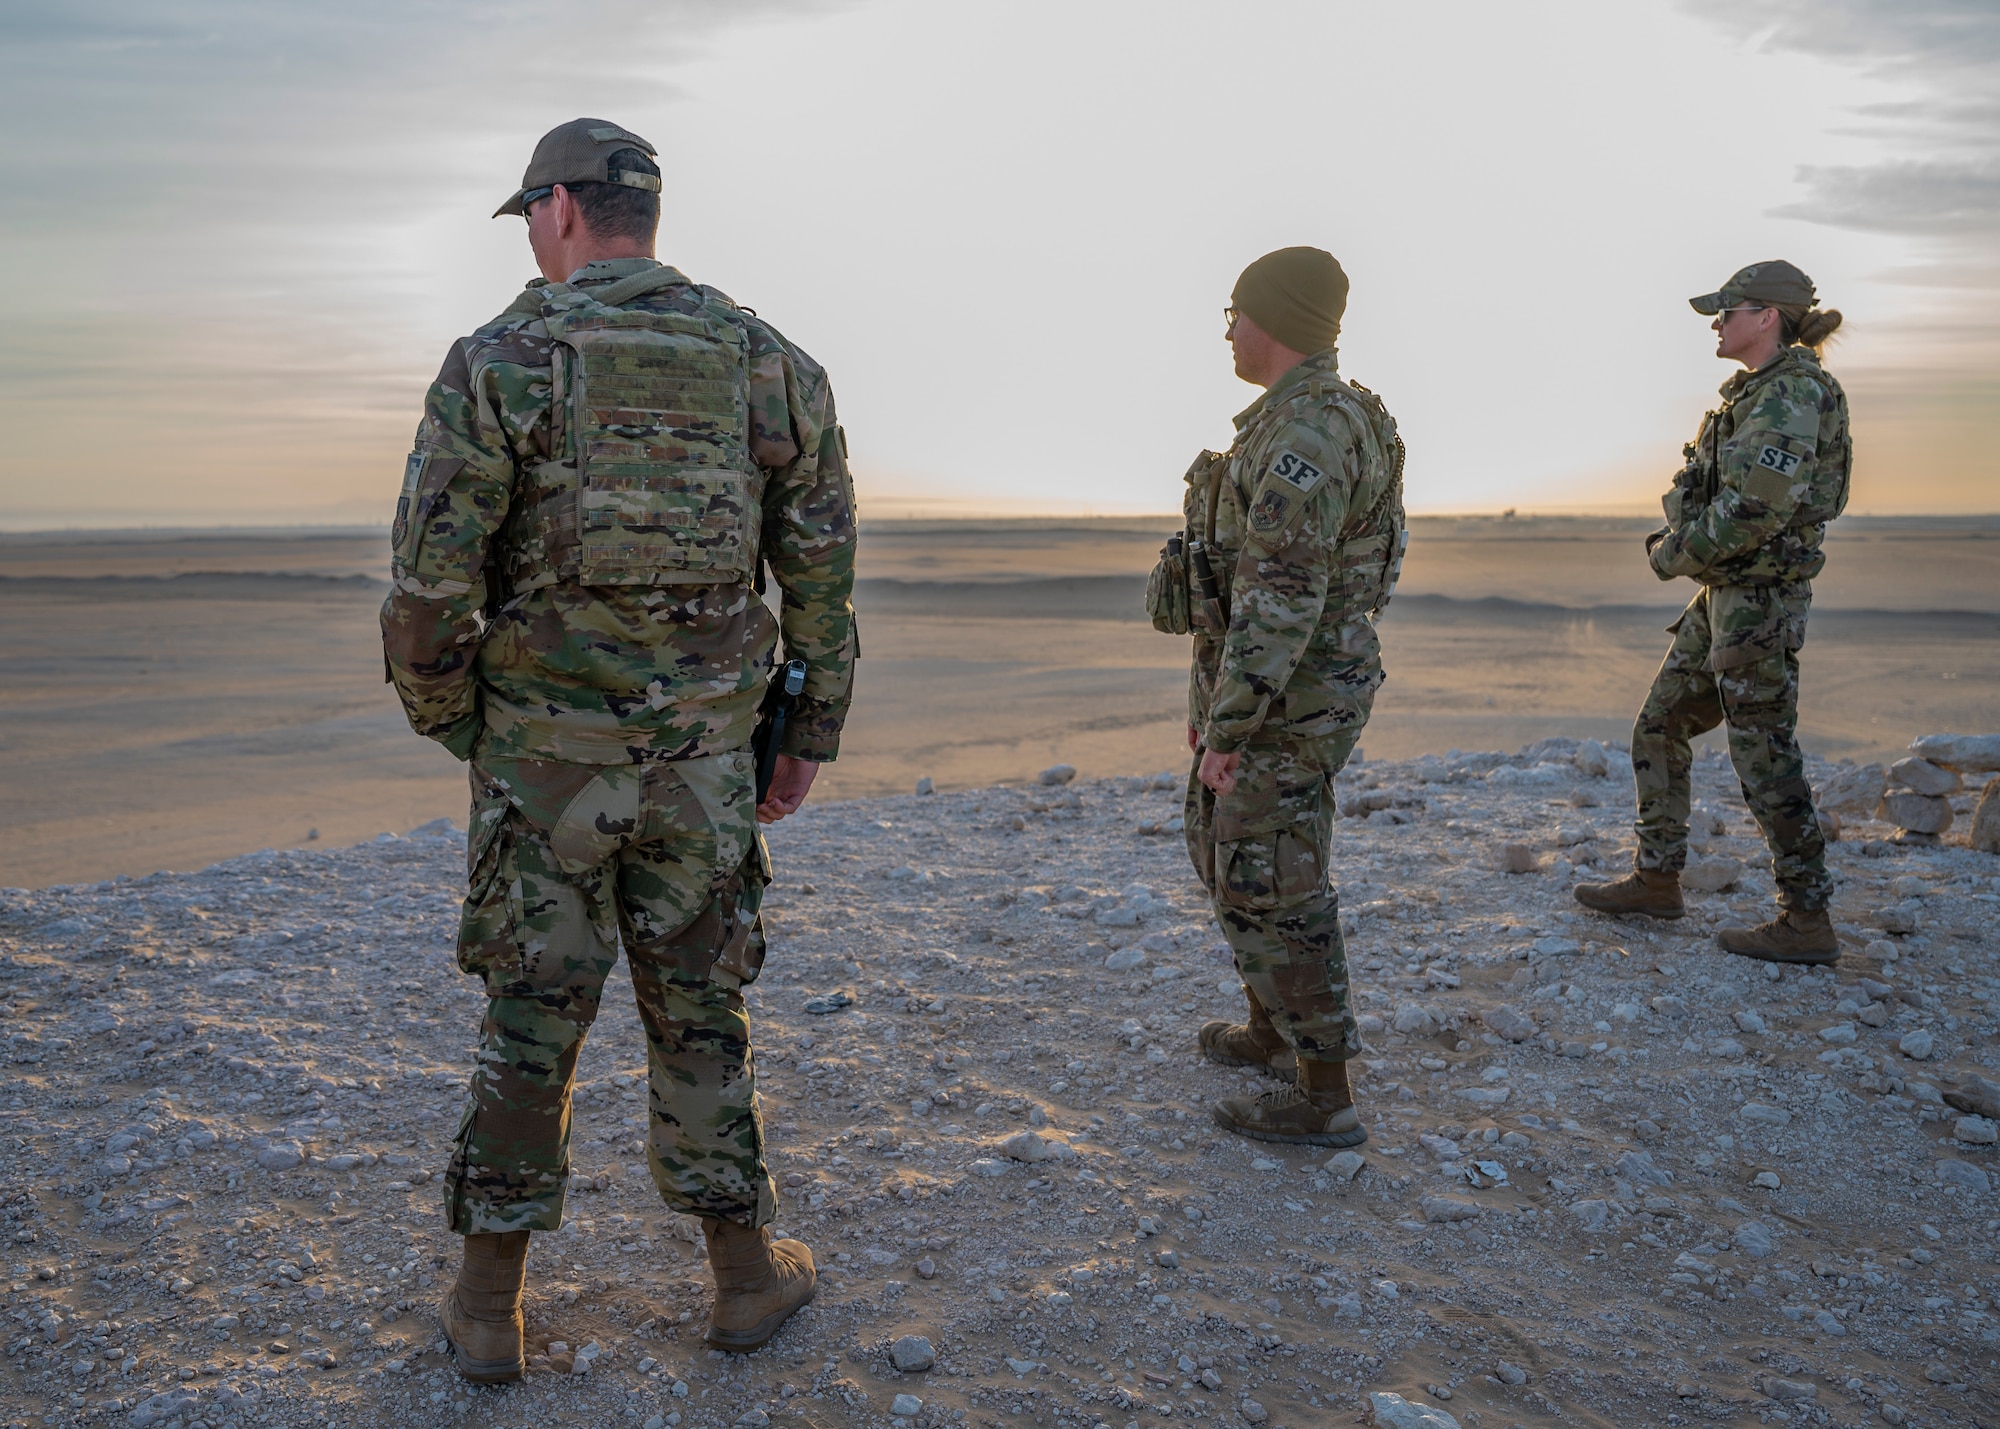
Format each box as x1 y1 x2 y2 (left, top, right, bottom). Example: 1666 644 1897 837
1888 732 2000 852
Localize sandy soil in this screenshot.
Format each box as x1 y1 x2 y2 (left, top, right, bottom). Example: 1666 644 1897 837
2 739 1997 1429
2 519 1996 888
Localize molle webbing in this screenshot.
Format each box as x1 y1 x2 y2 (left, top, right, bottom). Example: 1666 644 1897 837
1317 377 1406 616
509 273 762 590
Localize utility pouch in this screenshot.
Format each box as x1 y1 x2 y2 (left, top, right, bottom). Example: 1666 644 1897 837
1189 541 1228 636
1146 532 1193 634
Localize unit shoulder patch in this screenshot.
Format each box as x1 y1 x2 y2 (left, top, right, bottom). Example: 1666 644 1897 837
1756 445 1803 478
1267 449 1326 495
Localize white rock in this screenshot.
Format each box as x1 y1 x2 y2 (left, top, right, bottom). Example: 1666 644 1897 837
1455 1086 1509 1106
889 1335 936 1372
255 1141 306 1172
1681 856 1742 893
914 777 935 796
1733 1010 1765 1034
1888 757 1961 797
1734 1221 1776 1258
1817 1023 1857 1045
1493 844 1539 875
1879 792 1953 835
1817 762 1886 814
968 1158 1011 1177
1762 1377 1817 1403
1876 903 1923 936
1899 1029 1937 1061
1495 1361 1528 1385
1368 1391 1461 1429
999 1131 1053 1163
1037 764 1077 786
1567 1199 1610 1232
1392 1004 1439 1036
1482 1005 1536 1043
1103 947 1146 971
1420 1195 1480 1224
1574 740 1611 778
891 1392 924 1416
1737 1103 1792 1128
1953 1117 1998 1146
1325 1150 1366 1182
1937 1159 1992 1193
1909 732 2000 773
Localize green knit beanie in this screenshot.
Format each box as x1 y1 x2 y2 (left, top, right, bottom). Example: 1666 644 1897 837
1231 247 1348 356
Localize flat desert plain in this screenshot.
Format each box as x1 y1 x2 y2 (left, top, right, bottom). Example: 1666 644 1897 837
0 516 1995 888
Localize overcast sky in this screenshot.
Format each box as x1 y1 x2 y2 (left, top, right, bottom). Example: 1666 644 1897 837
1 0 1993 527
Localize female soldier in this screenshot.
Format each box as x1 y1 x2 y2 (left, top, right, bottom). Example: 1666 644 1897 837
1574 261 1848 963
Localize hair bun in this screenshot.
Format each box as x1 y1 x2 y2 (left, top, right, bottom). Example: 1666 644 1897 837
1795 308 1843 350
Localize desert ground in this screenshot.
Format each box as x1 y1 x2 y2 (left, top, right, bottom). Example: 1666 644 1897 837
1 517 1997 1429
1 517 1995 888
2 735 1998 1429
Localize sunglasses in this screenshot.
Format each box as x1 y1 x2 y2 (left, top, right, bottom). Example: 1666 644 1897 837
519 186 556 216
1714 304 1766 320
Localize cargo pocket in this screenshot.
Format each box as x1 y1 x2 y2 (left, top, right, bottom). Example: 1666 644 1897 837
457 780 529 995
1211 747 1328 913
1706 584 1788 672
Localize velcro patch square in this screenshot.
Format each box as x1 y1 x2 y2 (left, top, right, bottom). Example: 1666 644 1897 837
1268 450 1325 494
1756 445 1802 477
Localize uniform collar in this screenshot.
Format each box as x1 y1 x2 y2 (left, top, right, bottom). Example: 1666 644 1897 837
1233 348 1341 432
566 257 682 286
1718 343 1811 399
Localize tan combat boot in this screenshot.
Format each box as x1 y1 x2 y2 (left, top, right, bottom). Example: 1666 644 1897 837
1573 868 1685 919
440 1230 528 1384
1197 992 1298 1082
702 1218 817 1352
1717 908 1839 964
1211 1055 1367 1148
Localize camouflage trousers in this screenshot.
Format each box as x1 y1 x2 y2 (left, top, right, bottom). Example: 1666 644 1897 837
1185 734 1361 1062
1631 597 1831 910
443 750 777 1236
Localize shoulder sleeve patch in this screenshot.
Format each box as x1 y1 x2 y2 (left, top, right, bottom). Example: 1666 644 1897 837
1756 445 1803 478
1267 449 1326 495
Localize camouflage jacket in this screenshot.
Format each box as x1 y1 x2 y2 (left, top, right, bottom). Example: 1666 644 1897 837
1185 350 1402 755
1650 344 1850 588
382 259 857 765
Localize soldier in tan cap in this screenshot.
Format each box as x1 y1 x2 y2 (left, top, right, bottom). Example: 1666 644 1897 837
1575 261 1849 963
1147 247 1405 1145
384 118 857 1382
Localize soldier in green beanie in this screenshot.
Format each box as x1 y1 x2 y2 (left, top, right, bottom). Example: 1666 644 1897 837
1146 247 1405 1145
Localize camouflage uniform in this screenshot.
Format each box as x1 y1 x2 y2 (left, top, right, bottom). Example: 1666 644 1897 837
1635 344 1850 910
1158 351 1404 1062
382 258 857 1233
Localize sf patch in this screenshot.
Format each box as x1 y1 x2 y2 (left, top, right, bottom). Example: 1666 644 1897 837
1268 450 1326 495
1756 445 1802 477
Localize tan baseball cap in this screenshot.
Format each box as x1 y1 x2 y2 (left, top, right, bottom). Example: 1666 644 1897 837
493 118 660 218
1688 260 1816 314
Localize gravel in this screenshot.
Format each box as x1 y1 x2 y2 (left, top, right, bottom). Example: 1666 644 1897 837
2 739 1995 1427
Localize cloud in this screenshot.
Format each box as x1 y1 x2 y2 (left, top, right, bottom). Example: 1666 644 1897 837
1778 161 2000 235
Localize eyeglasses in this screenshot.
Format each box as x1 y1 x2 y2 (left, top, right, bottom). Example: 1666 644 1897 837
519 185 555 217
1713 304 1766 320
1223 306 1240 333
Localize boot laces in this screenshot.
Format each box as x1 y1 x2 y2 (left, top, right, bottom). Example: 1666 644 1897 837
1254 1084 1309 1115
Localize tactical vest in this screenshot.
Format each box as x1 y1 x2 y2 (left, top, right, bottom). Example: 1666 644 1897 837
1321 376 1408 618
1666 347 1850 585
1149 372 1405 636
499 267 764 593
